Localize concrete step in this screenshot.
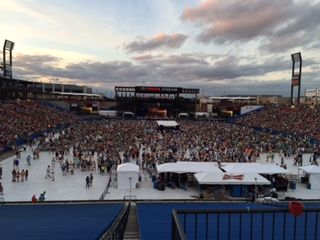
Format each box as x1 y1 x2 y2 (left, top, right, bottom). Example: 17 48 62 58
123 203 140 240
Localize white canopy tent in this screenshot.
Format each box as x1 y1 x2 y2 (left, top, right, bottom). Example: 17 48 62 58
195 172 271 185
157 162 222 174
117 163 139 189
195 112 210 118
221 163 289 175
298 165 320 189
178 113 189 119
298 165 320 174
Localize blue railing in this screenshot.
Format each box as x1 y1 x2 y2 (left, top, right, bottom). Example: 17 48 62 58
172 206 320 240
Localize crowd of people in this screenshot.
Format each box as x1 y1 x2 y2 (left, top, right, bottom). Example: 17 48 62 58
236 105 320 141
39 119 319 177
0 101 319 191
0 100 77 151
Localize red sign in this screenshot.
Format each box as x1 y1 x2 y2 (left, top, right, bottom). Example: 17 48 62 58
292 75 300 86
146 87 161 93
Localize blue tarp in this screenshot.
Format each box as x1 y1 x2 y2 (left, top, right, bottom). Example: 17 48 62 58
0 203 123 240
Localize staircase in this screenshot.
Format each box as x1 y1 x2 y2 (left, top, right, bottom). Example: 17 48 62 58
123 202 140 240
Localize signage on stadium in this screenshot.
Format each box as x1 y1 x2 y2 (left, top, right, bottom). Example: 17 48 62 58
146 87 161 93
292 75 300 86
135 86 182 93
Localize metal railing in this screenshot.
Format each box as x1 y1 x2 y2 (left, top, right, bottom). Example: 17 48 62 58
0 194 4 205
172 207 320 240
123 195 137 201
99 176 112 200
172 209 187 240
100 202 131 240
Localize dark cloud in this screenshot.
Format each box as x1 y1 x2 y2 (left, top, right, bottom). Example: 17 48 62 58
124 33 188 53
181 0 320 52
14 54 62 79
181 0 294 44
260 2 320 52
11 52 319 96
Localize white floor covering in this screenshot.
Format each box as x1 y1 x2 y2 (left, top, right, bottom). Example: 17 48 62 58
1 147 319 202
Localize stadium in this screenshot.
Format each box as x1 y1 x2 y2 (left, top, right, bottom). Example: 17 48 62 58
1 2 320 239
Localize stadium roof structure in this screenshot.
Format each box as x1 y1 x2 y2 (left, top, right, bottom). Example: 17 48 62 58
209 96 257 100
52 92 102 98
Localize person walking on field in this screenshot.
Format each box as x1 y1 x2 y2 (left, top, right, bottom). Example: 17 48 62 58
27 155 31 166
86 176 90 188
45 165 51 179
90 173 93 187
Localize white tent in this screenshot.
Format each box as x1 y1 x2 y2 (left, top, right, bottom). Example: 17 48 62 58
195 112 210 118
298 165 320 174
299 165 320 189
178 113 189 119
157 162 222 174
221 163 289 175
195 172 271 185
156 120 178 128
117 163 139 189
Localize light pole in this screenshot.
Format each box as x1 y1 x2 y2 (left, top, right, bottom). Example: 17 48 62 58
254 177 257 202
129 177 132 202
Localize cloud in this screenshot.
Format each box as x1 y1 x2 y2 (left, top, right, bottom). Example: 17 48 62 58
11 52 319 96
180 0 320 52
123 33 188 53
260 2 320 52
181 0 294 44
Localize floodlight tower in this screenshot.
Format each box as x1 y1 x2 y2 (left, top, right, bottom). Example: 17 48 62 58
290 52 302 105
2 39 15 79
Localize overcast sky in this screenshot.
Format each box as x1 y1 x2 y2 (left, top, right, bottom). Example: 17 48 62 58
1 0 319 96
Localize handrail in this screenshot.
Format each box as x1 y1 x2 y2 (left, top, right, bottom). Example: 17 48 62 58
100 202 131 240
172 206 320 240
99 176 112 200
175 207 320 214
172 209 187 240
123 195 137 201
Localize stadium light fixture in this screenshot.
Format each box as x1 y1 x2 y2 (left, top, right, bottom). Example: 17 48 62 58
4 39 15 51
291 52 301 62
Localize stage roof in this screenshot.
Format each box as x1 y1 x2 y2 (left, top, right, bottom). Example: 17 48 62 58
156 120 178 127
157 162 222 174
221 163 289 175
298 165 320 174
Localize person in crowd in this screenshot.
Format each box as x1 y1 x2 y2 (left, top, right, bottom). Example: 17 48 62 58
0 182 3 195
26 155 31 166
86 176 90 188
38 191 46 202
25 169 29 181
31 194 37 203
90 173 93 186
